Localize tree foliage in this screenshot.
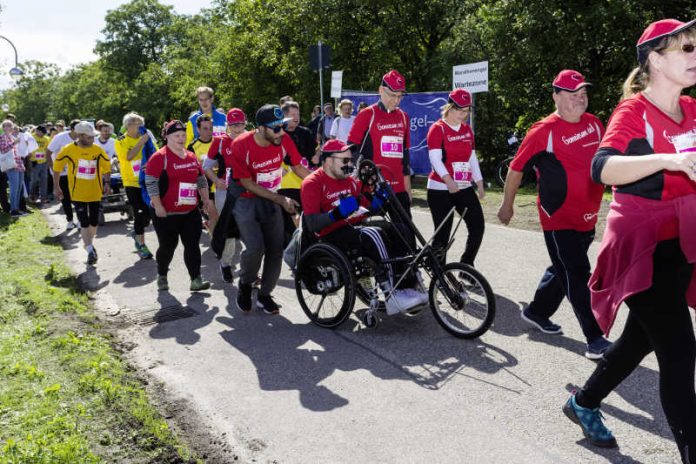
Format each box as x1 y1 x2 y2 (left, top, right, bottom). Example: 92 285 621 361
1 0 695 171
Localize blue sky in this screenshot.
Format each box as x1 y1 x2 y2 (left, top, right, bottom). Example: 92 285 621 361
0 0 212 91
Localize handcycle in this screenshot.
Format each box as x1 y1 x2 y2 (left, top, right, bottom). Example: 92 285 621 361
291 160 496 339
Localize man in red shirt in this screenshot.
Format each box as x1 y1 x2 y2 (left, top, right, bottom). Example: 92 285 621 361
231 104 310 314
302 140 424 315
348 69 415 248
497 70 611 360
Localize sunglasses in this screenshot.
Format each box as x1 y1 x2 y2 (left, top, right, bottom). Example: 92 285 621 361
264 123 286 134
331 156 353 165
665 43 696 54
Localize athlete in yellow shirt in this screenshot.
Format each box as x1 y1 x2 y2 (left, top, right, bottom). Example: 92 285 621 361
53 122 111 265
29 125 50 202
115 112 158 259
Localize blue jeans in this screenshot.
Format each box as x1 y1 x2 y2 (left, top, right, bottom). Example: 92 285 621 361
527 229 603 343
30 162 48 198
7 168 24 212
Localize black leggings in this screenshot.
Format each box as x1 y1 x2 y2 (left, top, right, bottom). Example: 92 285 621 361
125 186 151 235
73 201 100 228
151 208 203 279
427 187 484 266
576 239 695 463
59 175 73 222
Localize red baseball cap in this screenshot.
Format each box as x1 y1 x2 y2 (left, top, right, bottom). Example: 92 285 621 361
636 18 696 64
552 70 592 92
381 69 407 93
449 88 472 108
226 108 246 125
321 139 353 155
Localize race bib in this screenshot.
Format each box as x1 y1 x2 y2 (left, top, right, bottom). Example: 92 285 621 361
452 161 472 184
131 158 142 175
257 167 282 192
34 152 45 161
76 159 97 180
177 182 198 205
380 136 403 158
300 157 309 168
213 125 226 137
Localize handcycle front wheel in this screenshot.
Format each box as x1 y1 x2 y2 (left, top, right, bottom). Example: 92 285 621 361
295 243 356 328
429 262 496 339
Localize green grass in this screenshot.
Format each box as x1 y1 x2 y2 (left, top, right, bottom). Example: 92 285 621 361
0 212 198 463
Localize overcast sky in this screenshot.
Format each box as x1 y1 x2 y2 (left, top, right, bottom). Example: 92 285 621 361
0 0 212 91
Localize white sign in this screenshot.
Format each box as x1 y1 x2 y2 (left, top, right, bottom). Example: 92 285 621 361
452 61 489 93
330 71 343 99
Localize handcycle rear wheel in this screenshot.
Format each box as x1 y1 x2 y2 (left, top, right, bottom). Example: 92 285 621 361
295 243 356 328
429 262 495 339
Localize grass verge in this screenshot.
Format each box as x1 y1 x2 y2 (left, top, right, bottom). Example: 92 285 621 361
0 211 198 463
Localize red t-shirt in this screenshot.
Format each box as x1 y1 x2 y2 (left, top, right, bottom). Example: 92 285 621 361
426 119 475 184
207 134 236 187
510 112 605 231
601 93 696 201
231 131 302 198
146 146 204 214
301 168 367 236
347 103 410 193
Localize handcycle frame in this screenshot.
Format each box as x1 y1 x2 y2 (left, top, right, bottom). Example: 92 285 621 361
293 160 496 339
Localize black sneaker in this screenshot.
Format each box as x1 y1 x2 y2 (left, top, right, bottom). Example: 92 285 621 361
87 249 98 265
256 294 280 315
220 264 233 283
585 336 612 360
521 306 562 334
236 283 252 312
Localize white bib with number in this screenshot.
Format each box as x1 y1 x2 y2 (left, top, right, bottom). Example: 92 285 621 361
452 161 472 186
380 135 403 158
256 168 282 192
131 158 142 175
177 182 198 205
76 159 97 180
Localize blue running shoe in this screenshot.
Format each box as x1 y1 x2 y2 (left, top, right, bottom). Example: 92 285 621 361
563 392 617 448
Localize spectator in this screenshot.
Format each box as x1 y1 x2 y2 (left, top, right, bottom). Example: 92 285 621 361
330 99 356 142
316 102 335 144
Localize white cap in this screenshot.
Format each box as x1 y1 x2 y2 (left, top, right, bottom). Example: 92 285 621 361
74 121 99 136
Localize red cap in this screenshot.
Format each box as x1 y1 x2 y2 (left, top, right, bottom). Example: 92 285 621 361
552 70 592 92
636 19 696 64
321 139 352 155
381 69 406 92
448 88 472 108
226 108 246 125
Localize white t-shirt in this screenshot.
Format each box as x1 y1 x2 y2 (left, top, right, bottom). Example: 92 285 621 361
329 115 356 143
48 131 77 176
95 137 116 160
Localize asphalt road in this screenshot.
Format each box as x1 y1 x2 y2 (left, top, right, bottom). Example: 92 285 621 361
44 202 682 464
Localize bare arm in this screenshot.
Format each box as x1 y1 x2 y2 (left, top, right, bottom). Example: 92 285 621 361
497 169 524 225
126 133 149 160
599 153 696 185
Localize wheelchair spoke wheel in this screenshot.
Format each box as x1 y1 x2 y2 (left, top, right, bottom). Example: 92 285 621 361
429 263 495 339
295 243 356 328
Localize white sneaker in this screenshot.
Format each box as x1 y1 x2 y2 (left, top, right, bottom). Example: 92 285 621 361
66 221 77 230
385 289 423 315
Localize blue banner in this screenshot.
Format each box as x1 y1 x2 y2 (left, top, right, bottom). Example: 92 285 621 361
342 91 449 175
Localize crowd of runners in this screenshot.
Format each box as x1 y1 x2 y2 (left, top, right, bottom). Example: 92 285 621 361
0 17 695 464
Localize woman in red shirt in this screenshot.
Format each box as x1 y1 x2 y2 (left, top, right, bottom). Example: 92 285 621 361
426 88 485 266
145 120 213 292
564 19 696 461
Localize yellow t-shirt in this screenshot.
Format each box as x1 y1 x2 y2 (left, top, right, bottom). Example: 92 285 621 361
31 134 50 163
187 138 214 192
280 162 303 190
115 133 159 188
53 143 111 202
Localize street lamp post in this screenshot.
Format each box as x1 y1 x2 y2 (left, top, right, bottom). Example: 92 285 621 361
0 35 23 81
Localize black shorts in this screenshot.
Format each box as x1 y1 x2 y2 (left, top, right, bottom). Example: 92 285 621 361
73 201 100 228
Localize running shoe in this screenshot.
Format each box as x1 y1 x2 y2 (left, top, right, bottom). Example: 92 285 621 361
521 306 562 334
137 244 153 260
585 336 612 360
190 276 211 292
563 392 617 448
157 275 169 291
256 294 280 315
87 249 98 265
